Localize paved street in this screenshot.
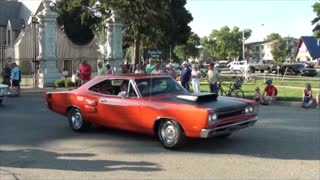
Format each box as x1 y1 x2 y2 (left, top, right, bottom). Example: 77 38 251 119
0 90 319 180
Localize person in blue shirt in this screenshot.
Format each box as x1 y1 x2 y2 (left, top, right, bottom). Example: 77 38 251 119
180 61 191 91
10 63 20 96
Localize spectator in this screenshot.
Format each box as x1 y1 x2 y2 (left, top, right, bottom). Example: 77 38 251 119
151 63 162 75
106 64 113 74
316 89 320 109
10 63 20 97
146 58 155 74
135 64 145 74
207 63 219 94
166 64 176 79
254 87 262 103
261 79 277 105
2 63 11 87
180 61 192 91
97 60 106 76
302 83 314 108
78 60 92 86
191 64 201 93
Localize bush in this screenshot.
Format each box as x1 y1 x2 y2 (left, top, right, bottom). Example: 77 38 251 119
55 79 65 87
65 78 75 88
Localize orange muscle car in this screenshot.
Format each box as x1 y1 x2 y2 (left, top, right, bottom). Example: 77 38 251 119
45 74 258 149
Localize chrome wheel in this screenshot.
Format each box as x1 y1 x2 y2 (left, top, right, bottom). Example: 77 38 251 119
70 109 83 130
158 120 186 149
67 108 90 132
160 121 178 145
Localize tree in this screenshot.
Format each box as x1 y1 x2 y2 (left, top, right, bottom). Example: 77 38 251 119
312 1 320 38
54 0 103 45
174 33 200 60
54 0 192 64
200 26 251 60
265 33 287 63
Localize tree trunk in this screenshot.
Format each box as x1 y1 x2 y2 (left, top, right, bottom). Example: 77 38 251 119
133 34 141 65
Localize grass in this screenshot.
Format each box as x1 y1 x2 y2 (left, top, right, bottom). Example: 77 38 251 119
199 75 319 102
1 75 318 102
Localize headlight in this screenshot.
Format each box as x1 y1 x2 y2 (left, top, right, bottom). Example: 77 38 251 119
245 105 255 114
208 113 218 125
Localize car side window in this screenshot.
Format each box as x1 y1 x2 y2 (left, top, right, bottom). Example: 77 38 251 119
89 80 113 95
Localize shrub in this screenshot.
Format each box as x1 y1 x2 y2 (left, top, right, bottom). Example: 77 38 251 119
55 79 65 87
65 78 74 88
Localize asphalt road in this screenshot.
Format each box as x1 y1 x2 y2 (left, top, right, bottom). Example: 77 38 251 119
0 91 319 180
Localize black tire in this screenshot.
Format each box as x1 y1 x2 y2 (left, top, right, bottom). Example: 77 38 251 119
267 68 272 73
260 70 264 73
0 99 2 104
230 88 244 98
158 120 186 149
67 108 91 132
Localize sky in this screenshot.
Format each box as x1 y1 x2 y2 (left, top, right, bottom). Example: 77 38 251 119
185 0 318 42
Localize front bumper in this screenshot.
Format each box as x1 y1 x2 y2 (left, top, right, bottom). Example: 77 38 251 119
200 116 258 138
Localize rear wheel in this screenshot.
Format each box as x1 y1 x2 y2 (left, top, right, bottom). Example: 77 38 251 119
158 120 186 149
230 88 244 98
67 108 91 132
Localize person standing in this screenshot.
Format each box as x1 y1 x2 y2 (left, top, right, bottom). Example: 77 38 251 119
166 64 176 79
180 61 191 91
191 64 201 93
151 63 163 75
78 60 92 86
97 60 106 76
2 63 11 87
106 64 113 74
146 58 155 74
10 63 20 96
207 63 219 94
134 64 145 74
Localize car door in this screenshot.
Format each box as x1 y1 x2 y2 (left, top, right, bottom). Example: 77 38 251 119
97 79 142 131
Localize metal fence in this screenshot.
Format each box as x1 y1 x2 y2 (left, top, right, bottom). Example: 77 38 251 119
0 58 99 88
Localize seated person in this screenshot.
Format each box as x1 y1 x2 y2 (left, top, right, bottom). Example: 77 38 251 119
118 81 128 96
302 83 313 108
98 83 112 95
261 80 277 105
254 87 262 103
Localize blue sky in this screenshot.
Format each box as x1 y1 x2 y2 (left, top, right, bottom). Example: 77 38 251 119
185 0 318 42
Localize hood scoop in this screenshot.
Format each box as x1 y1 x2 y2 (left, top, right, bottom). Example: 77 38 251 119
176 93 217 102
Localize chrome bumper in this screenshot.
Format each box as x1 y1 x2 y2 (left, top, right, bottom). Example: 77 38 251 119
200 116 258 138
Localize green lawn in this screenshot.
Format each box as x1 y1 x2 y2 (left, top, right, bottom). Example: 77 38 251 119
199 76 319 101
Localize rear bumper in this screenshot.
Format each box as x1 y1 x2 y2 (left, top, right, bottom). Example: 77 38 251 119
200 116 258 138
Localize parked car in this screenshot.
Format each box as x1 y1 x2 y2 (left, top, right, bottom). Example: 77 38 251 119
249 59 275 73
228 61 246 72
0 84 9 104
45 74 258 149
279 64 318 77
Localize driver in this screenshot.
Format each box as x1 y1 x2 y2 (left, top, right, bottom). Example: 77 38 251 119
118 81 128 96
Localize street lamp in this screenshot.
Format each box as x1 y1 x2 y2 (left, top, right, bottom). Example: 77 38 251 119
242 24 264 61
31 16 39 88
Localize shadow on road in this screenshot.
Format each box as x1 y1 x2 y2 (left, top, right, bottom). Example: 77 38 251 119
0 149 162 172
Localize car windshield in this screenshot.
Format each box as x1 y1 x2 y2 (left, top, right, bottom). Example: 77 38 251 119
135 77 188 97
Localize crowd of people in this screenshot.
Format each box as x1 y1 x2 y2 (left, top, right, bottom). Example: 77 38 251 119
1 62 21 97
3 58 319 109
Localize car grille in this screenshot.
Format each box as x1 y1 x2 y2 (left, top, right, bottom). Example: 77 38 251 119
217 108 245 120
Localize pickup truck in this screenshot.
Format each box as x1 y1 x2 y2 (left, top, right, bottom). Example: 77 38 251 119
249 60 275 73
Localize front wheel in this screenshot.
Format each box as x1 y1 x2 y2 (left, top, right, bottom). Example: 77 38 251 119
67 108 91 132
158 120 186 149
230 88 244 98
